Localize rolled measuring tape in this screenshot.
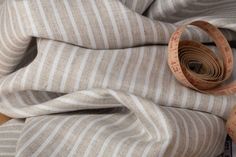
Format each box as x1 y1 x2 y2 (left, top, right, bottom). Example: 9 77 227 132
167 20 236 142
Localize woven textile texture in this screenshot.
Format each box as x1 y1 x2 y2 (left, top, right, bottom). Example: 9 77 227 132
0 0 236 156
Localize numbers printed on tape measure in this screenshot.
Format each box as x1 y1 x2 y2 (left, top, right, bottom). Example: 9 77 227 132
168 20 236 143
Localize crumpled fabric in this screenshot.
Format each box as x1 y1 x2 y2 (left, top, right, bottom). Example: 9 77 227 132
0 0 236 156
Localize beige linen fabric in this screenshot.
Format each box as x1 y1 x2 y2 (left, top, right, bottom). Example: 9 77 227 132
0 0 236 156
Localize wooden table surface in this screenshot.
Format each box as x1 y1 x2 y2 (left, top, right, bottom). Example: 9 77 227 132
0 114 10 125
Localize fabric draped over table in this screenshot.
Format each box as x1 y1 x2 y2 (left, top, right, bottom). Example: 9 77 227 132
0 0 236 156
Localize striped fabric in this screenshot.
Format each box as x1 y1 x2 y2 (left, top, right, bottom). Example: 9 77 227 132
0 0 235 156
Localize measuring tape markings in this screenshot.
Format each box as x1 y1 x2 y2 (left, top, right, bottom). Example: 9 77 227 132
168 20 236 142
168 20 233 95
